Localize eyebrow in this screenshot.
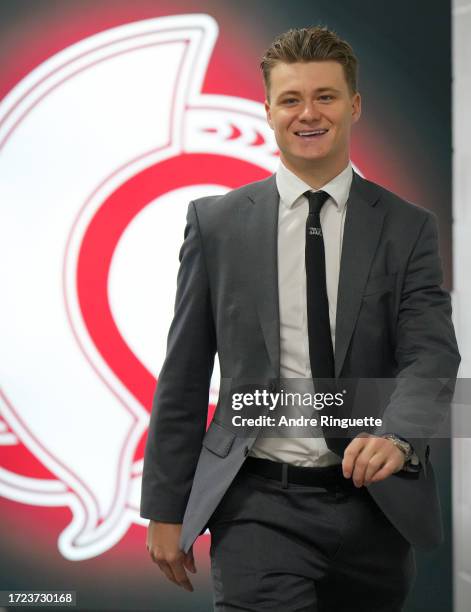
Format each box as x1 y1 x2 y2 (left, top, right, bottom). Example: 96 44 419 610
276 87 342 100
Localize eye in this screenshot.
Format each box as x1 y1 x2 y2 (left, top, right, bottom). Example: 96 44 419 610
319 95 334 102
282 98 298 105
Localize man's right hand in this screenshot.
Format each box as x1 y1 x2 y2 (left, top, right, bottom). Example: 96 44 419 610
146 520 196 592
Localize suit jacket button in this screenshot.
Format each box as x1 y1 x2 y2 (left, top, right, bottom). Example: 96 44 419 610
244 446 249 456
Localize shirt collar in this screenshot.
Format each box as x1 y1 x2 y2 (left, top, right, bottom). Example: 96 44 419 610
276 159 353 212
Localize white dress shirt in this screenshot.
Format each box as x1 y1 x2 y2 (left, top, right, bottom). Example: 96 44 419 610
249 160 353 467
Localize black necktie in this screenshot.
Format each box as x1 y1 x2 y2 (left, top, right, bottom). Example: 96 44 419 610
305 190 334 379
305 190 346 455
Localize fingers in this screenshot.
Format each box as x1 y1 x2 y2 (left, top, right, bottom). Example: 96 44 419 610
151 550 194 592
369 460 400 483
169 555 194 592
343 434 405 486
363 453 387 484
146 521 194 591
154 557 178 586
350 449 376 487
342 433 369 479
183 547 197 574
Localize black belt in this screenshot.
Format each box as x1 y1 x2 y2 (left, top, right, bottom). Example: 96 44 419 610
241 456 353 489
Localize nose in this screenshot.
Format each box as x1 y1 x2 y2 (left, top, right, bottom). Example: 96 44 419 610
298 101 321 121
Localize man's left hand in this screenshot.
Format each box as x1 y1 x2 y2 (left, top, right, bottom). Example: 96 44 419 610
342 434 405 487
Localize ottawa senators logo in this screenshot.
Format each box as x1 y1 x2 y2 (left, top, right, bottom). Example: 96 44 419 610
0 14 277 560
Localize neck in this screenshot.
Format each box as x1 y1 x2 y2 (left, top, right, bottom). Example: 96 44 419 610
281 154 350 189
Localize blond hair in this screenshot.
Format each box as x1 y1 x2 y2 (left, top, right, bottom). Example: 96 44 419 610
261 26 358 99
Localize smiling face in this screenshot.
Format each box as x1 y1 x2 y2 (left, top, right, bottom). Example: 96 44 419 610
265 60 361 182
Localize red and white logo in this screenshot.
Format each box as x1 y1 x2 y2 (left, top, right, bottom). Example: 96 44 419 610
0 14 277 560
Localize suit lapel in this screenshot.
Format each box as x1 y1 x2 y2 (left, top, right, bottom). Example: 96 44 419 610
334 171 384 376
241 171 384 380
243 175 280 377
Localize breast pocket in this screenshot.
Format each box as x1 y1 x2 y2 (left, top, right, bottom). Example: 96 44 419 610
363 272 398 297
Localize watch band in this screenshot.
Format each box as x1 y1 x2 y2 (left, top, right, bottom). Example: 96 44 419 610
382 434 413 462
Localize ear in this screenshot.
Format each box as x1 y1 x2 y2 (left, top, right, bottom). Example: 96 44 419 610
351 92 361 124
265 99 274 130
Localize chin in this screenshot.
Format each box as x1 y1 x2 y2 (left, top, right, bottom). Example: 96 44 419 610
280 147 332 168
295 152 330 165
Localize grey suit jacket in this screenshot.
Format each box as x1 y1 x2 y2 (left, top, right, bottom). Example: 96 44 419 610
140 171 460 553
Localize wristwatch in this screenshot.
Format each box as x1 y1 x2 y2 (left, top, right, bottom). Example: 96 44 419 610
382 434 413 463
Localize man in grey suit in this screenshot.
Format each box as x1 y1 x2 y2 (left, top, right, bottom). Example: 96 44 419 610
141 26 460 611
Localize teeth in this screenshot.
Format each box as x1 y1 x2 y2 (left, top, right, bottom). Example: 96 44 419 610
297 130 327 136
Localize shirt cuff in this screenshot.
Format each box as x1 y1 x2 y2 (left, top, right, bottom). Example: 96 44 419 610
402 450 421 472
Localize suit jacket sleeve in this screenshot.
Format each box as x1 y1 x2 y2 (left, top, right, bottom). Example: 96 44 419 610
140 201 216 522
375 211 461 468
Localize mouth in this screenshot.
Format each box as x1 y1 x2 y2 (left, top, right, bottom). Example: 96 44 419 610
294 129 329 140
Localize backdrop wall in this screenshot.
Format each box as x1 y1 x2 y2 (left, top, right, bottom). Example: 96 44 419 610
0 2 453 610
